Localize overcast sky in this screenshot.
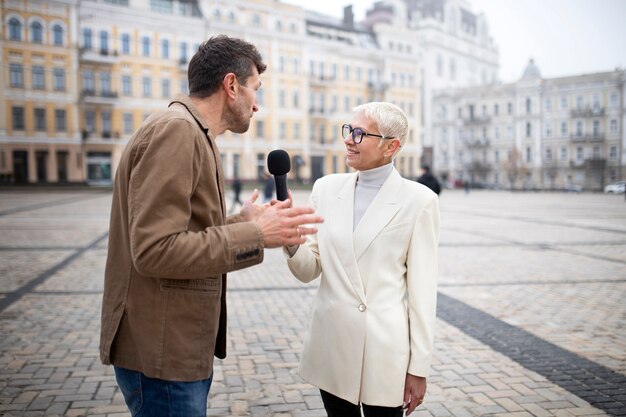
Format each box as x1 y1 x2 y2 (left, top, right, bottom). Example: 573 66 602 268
282 0 626 82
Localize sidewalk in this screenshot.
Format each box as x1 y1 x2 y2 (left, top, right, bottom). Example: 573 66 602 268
0 189 624 416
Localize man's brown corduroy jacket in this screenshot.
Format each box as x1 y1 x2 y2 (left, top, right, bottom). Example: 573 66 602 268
100 95 264 381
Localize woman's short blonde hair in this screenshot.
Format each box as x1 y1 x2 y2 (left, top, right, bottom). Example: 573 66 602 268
353 102 409 157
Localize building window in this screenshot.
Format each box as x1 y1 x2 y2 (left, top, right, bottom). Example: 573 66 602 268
545 122 552 137
83 71 95 93
31 21 43 43
52 24 64 46
12 107 25 130
252 14 261 27
545 98 552 112
575 147 584 161
142 36 150 56
576 95 584 109
561 121 568 137
150 0 173 13
344 96 350 112
449 58 456 80
526 122 532 138
53 68 65 90
162 79 170 98
83 28 92 49
294 122 300 140
525 98 531 114
609 146 617 160
102 111 112 136
85 111 95 132
610 119 617 134
99 30 109 53
560 147 567 161
293 91 299 108
55 109 66 131
142 77 151 97
123 113 133 134
257 89 264 106
561 96 567 110
256 120 264 138
279 122 286 140
436 54 443 77
592 94 600 110
180 79 188 94
34 108 46 131
593 145 600 159
121 33 130 54
161 39 169 59
32 66 45 89
526 146 532 163
100 72 111 94
120 75 131 96
507 102 512 115
344 65 350 81
545 147 552 161
179 42 188 62
610 93 618 107
279 90 285 107
10 64 24 88
593 120 600 137
9 17 22 40
494 103 499 116
576 120 583 137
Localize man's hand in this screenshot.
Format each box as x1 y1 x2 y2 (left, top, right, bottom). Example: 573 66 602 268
255 199 323 248
240 189 268 222
403 374 426 415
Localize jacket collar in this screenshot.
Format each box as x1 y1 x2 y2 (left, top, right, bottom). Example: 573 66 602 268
168 94 214 139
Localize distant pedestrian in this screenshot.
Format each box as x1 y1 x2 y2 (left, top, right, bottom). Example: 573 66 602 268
464 180 470 194
417 165 441 195
263 173 275 202
229 177 243 214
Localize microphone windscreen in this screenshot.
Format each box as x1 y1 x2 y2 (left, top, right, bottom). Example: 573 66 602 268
267 150 291 176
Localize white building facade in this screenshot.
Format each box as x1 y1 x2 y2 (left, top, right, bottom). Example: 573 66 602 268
433 60 626 191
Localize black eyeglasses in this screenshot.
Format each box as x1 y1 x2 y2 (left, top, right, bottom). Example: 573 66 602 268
341 124 393 144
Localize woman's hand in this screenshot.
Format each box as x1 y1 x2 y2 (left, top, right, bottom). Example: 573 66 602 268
403 373 426 415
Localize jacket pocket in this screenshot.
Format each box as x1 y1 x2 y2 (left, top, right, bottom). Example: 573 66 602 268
159 278 221 294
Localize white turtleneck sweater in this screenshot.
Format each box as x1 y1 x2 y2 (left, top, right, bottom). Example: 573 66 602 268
353 163 393 230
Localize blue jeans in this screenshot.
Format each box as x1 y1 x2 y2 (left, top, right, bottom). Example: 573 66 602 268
114 366 213 417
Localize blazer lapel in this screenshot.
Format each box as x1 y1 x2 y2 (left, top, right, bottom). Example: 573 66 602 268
329 173 367 304
353 168 403 261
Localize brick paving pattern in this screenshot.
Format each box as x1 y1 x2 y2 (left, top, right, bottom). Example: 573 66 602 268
0 188 624 416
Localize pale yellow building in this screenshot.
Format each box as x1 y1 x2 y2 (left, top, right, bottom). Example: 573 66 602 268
1 0 424 185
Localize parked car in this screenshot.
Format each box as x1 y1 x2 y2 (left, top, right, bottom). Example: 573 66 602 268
604 181 626 194
564 183 582 193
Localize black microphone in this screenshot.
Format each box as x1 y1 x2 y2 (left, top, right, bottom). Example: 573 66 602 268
267 150 291 201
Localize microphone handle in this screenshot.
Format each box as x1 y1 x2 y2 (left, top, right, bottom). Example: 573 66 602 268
274 174 288 201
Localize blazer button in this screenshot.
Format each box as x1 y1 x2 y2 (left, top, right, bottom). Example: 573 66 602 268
358 304 366 312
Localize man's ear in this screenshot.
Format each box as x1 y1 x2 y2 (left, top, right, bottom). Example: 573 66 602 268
223 73 237 99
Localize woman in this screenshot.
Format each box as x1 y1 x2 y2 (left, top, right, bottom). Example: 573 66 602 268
284 102 440 416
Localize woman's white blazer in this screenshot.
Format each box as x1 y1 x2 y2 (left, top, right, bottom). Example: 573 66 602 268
286 168 440 407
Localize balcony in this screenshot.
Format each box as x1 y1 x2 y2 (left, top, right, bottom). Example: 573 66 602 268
467 160 492 173
464 116 491 126
80 48 119 65
465 138 490 148
309 75 336 87
570 133 605 143
81 89 119 105
570 106 604 118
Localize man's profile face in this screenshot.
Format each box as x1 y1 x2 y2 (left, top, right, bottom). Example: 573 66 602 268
229 66 261 134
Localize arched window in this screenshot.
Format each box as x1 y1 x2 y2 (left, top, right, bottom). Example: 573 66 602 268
53 24 63 45
31 21 43 43
526 122 532 138
526 97 531 114
9 17 22 41
213 8 221 20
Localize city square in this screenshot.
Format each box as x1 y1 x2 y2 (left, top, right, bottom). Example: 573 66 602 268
0 188 624 416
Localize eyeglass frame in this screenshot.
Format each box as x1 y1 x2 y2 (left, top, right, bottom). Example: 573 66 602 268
341 123 395 144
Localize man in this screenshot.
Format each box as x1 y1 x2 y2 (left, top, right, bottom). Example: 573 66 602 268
416 165 441 195
100 35 322 417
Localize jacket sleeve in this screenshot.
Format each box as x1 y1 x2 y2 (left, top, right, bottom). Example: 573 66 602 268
128 118 264 278
284 182 322 283
406 195 440 377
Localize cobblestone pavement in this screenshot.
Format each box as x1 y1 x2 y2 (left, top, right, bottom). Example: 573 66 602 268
0 188 625 416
